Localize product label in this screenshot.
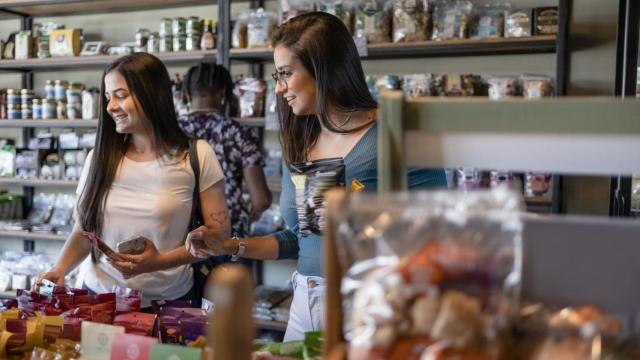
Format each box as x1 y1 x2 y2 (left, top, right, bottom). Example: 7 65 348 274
81 322 125 360
149 344 202 360
110 333 157 360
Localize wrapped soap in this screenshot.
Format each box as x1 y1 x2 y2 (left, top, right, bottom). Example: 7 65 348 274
113 312 157 336
113 286 142 314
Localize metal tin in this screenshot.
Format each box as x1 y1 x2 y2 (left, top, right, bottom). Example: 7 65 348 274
54 80 68 101
7 104 21 119
160 36 173 52
45 80 55 99
172 17 187 36
20 89 34 105
147 32 160 53
186 33 201 51
21 103 32 119
186 16 201 34
6 89 20 105
57 101 67 119
173 34 187 52
32 99 42 119
42 99 57 119
159 18 172 36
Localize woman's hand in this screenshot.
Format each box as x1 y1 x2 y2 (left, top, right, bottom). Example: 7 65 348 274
110 238 165 278
33 269 66 291
186 226 235 258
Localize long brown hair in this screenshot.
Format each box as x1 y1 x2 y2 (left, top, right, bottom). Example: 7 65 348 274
271 12 377 164
78 53 189 235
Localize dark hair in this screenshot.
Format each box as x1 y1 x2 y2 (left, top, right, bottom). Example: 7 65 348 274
79 52 189 235
182 62 237 115
271 12 377 164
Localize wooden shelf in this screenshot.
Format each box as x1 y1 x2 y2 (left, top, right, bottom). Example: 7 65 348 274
0 229 66 241
233 117 265 127
0 178 79 188
0 0 214 18
0 50 217 70
0 119 98 128
255 319 287 332
230 35 557 61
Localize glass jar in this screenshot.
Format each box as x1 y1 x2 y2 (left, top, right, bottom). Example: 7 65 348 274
21 103 33 119
32 99 42 119
42 99 57 119
20 89 34 105
186 16 201 34
172 17 187 36
66 83 83 105
135 28 150 48
7 104 21 119
160 35 173 52
159 18 172 36
186 33 201 51
67 103 81 120
147 32 160 53
173 34 187 52
6 89 20 106
44 80 55 99
56 101 67 119
54 80 68 102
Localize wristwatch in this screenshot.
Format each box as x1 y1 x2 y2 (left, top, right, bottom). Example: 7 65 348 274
230 236 246 262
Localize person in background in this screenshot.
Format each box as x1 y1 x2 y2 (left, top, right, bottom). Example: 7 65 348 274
178 62 271 239
185 13 448 340
36 53 230 307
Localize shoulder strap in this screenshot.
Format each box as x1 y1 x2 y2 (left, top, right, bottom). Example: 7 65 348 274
189 139 204 229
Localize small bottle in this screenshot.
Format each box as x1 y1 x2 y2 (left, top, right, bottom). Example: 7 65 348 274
200 19 216 50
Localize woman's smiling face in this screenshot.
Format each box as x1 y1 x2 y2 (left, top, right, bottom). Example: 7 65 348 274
273 45 318 116
104 70 147 134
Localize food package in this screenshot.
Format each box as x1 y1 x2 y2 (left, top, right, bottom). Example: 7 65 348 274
15 30 33 60
524 172 552 201
521 75 554 98
505 8 533 38
113 286 142 314
234 77 266 118
279 0 316 23
355 0 393 44
534 7 558 35
113 312 156 336
335 189 523 358
442 74 484 97
402 74 435 98
151 299 193 314
247 8 277 48
289 158 345 236
431 0 473 41
392 0 430 43
232 11 250 49
471 4 507 39
157 307 208 344
487 76 519 100
49 29 82 57
319 0 355 34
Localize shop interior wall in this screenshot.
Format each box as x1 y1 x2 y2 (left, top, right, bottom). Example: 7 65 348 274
0 0 624 287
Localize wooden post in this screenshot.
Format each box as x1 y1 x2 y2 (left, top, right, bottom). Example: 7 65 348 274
324 189 349 358
378 90 407 193
207 265 254 360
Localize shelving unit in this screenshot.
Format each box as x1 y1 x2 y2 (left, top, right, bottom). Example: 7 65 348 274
0 119 98 127
0 230 66 242
0 0 214 17
0 178 78 188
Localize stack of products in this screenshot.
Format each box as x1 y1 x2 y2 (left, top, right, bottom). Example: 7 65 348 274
454 169 554 204
253 286 292 324
0 252 63 292
232 8 279 49
0 193 22 221
278 0 558 44
0 82 99 120
0 192 76 236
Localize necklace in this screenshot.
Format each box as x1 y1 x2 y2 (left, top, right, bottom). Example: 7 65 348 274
337 111 354 127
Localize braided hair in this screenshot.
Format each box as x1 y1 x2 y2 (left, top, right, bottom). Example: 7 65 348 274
183 62 237 115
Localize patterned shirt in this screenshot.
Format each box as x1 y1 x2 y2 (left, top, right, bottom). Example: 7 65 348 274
178 111 264 236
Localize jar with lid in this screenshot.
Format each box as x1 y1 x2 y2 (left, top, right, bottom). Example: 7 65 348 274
186 33 201 51
44 80 55 99
159 18 172 36
32 99 42 119
57 101 67 119
54 80 68 102
135 28 150 48
7 104 21 119
67 102 81 120
147 32 160 53
173 17 187 36
200 19 216 50
6 89 20 106
173 34 186 52
20 89 34 105
66 83 83 105
42 99 57 119
21 103 33 119
160 35 173 52
186 16 201 34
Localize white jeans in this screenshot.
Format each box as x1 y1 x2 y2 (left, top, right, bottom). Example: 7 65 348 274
283 271 326 342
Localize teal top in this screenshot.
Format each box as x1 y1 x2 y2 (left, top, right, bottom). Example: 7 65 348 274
274 123 447 276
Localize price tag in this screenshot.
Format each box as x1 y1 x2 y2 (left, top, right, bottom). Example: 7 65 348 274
353 36 368 58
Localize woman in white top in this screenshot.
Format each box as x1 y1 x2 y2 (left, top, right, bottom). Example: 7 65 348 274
37 53 230 307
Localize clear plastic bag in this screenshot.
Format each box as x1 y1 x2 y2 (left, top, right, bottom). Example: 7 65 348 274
319 0 355 34
232 11 250 49
335 189 523 358
247 8 277 48
521 75 554 99
505 8 533 38
487 76 519 100
355 0 393 44
392 0 430 43
431 0 473 41
402 74 434 98
234 77 266 118
471 4 508 39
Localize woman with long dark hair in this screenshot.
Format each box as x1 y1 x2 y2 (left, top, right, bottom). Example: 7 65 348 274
187 12 446 339
36 53 230 307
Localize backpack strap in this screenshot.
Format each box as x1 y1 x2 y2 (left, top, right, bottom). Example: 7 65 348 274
188 139 204 229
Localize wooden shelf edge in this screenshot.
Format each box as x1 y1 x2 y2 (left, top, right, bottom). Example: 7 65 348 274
0 229 67 241
0 178 79 188
0 119 98 128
